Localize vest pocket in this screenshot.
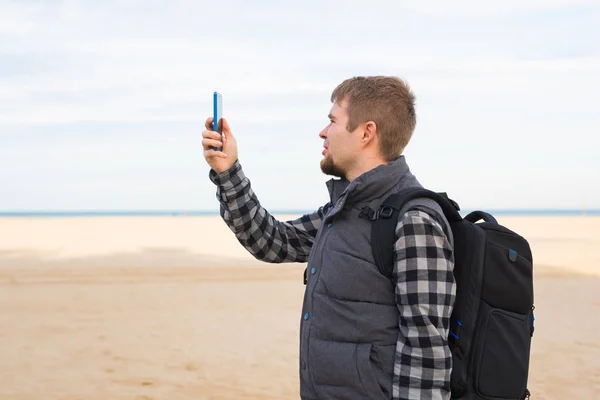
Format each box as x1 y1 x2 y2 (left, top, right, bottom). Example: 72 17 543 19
356 343 388 399
310 338 387 400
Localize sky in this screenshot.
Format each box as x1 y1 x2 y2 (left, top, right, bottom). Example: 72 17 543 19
1 0 599 212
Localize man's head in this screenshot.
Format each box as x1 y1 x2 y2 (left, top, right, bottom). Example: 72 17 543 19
319 76 416 180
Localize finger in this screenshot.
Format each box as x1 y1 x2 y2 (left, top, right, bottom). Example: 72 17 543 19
205 117 214 131
202 138 223 149
201 130 221 140
221 118 232 136
204 149 228 159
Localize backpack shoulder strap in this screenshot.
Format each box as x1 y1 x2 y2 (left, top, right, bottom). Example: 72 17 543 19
370 187 461 280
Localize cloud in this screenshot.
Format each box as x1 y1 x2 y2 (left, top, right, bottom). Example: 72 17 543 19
404 0 597 16
0 0 599 210
2 55 598 126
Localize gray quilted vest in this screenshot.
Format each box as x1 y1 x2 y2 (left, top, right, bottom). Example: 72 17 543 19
299 156 452 400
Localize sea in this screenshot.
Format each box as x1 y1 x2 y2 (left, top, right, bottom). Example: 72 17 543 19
0 210 599 218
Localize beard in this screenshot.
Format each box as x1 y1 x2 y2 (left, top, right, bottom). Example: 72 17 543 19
320 153 346 179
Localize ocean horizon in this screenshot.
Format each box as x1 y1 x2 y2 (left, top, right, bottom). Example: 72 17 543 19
0 209 599 218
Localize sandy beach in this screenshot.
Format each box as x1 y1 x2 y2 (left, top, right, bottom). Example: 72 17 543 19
1 215 599 399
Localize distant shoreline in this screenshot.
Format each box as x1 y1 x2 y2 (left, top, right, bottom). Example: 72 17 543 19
1 210 599 218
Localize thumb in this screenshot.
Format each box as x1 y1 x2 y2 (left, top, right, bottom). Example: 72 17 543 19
221 118 233 139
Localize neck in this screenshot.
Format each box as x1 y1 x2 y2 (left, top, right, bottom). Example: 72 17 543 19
346 154 388 182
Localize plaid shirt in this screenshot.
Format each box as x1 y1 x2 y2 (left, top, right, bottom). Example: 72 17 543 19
209 160 456 400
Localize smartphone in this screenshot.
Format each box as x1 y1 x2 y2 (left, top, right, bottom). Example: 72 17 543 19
213 91 223 151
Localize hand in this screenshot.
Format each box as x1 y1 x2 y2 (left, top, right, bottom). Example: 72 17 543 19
202 117 238 174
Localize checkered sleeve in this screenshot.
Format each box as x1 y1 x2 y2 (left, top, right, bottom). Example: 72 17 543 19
208 161 331 263
392 209 456 400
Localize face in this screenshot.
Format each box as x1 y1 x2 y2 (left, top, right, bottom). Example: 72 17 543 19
319 99 361 179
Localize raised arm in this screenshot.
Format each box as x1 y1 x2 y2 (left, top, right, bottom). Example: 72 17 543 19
209 161 331 263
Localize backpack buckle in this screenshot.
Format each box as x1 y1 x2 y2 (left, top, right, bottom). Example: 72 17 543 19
369 209 379 221
379 206 394 219
360 206 394 220
368 206 394 220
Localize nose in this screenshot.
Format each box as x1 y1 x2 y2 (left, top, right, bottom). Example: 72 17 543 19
319 126 328 139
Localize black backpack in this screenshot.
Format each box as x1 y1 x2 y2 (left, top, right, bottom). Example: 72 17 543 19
368 187 535 400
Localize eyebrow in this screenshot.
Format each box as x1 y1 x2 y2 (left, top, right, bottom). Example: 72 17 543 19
328 113 336 121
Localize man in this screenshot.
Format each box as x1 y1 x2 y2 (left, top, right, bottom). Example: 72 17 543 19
202 76 456 400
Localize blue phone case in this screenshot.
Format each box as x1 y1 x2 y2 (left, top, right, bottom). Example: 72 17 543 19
213 92 222 151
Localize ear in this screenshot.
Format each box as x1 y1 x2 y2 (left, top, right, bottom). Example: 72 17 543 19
361 121 377 146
